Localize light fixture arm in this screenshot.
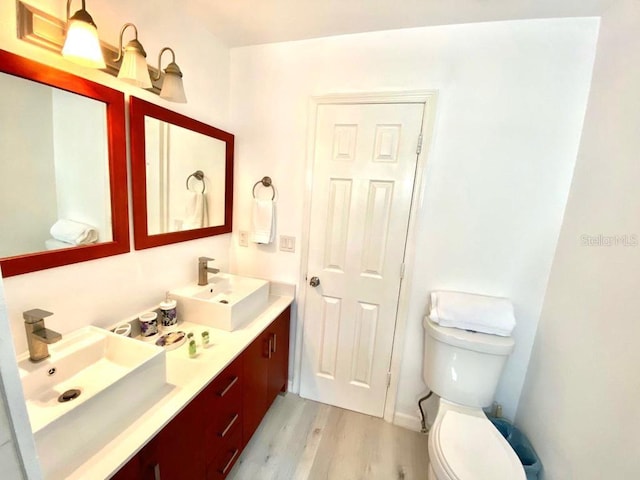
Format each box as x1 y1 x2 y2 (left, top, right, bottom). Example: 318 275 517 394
66 0 95 28
66 0 79 22
114 22 146 63
154 47 182 80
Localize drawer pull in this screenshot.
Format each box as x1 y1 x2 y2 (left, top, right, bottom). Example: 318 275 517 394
219 448 239 475
272 333 277 353
219 413 239 438
268 337 273 359
218 376 239 397
153 463 161 480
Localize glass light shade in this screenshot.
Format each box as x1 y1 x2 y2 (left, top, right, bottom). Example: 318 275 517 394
62 19 106 69
117 47 152 88
160 71 187 103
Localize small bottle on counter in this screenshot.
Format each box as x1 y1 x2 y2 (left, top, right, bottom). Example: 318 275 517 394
187 332 197 358
201 330 210 348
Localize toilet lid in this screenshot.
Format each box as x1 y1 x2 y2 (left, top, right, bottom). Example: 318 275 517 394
433 411 525 480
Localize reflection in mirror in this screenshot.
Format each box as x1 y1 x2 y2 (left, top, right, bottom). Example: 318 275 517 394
144 118 227 235
0 73 112 258
130 97 234 250
0 49 129 277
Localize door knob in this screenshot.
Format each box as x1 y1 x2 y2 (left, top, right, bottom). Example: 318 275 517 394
309 276 320 287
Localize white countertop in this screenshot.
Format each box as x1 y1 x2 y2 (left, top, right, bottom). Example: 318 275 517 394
64 293 294 480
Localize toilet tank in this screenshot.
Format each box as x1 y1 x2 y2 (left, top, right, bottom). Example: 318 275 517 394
423 317 515 408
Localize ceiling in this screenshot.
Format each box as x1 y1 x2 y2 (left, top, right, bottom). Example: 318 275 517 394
185 0 612 47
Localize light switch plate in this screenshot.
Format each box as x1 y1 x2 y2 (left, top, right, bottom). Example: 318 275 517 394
239 231 249 247
280 235 295 253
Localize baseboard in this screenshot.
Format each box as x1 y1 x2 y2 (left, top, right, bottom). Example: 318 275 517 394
393 411 423 432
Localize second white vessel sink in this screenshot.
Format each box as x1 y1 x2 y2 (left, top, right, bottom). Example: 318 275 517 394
170 273 269 331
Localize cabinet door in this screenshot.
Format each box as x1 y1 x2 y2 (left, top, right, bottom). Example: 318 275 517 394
108 451 144 480
242 331 270 446
109 438 157 480
153 393 207 480
267 307 290 403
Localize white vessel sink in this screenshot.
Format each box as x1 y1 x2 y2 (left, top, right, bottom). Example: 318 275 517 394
17 326 168 479
170 273 269 331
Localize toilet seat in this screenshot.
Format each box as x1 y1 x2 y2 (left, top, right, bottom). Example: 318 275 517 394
428 402 525 480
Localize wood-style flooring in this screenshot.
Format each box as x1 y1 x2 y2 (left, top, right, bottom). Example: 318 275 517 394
227 393 429 480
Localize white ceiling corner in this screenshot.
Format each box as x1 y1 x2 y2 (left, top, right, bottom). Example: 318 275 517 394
185 0 611 47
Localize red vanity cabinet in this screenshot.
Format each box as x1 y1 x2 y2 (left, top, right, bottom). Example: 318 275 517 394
109 393 206 480
111 306 290 480
110 366 214 480
242 307 290 446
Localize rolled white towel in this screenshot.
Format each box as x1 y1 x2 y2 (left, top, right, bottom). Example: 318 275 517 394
44 238 75 251
429 290 516 336
50 219 98 245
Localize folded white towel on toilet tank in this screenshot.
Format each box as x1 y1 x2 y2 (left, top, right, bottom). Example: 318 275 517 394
429 290 516 336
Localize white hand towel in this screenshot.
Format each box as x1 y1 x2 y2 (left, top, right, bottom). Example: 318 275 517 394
429 290 516 336
50 219 98 245
251 199 275 244
182 192 209 230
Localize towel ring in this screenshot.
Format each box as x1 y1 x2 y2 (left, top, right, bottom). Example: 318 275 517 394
186 170 206 193
252 176 275 200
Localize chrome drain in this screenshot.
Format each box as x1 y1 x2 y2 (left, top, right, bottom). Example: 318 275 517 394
58 389 81 403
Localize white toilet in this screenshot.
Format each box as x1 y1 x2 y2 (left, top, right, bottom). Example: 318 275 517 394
423 316 526 480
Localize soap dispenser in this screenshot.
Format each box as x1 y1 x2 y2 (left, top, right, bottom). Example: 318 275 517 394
160 292 178 330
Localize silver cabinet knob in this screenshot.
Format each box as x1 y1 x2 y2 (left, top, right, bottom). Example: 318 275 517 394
309 276 320 287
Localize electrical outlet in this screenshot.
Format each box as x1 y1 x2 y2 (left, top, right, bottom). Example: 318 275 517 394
239 231 249 247
279 235 295 253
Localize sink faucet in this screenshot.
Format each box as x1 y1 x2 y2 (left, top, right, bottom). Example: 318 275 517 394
198 257 220 286
23 309 62 362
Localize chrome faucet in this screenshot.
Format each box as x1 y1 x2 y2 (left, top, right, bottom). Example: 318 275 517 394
198 257 220 286
23 309 62 362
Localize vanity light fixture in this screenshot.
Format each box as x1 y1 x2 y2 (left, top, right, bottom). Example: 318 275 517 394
155 47 187 103
61 0 106 69
17 1 166 95
115 23 152 88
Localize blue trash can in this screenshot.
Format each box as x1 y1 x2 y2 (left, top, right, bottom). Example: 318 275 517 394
489 417 541 480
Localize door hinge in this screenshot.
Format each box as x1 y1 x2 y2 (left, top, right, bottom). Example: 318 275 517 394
416 133 423 155
387 371 392 387
400 262 406 279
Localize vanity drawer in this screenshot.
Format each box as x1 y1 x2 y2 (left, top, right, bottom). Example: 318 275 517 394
203 356 243 467
210 356 243 436
207 425 243 480
209 356 243 399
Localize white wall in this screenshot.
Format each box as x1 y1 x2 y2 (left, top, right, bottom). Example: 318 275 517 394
0 0 231 385
229 18 599 422
515 2 640 479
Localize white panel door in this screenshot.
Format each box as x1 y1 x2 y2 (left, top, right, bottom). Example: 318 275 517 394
300 102 424 417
